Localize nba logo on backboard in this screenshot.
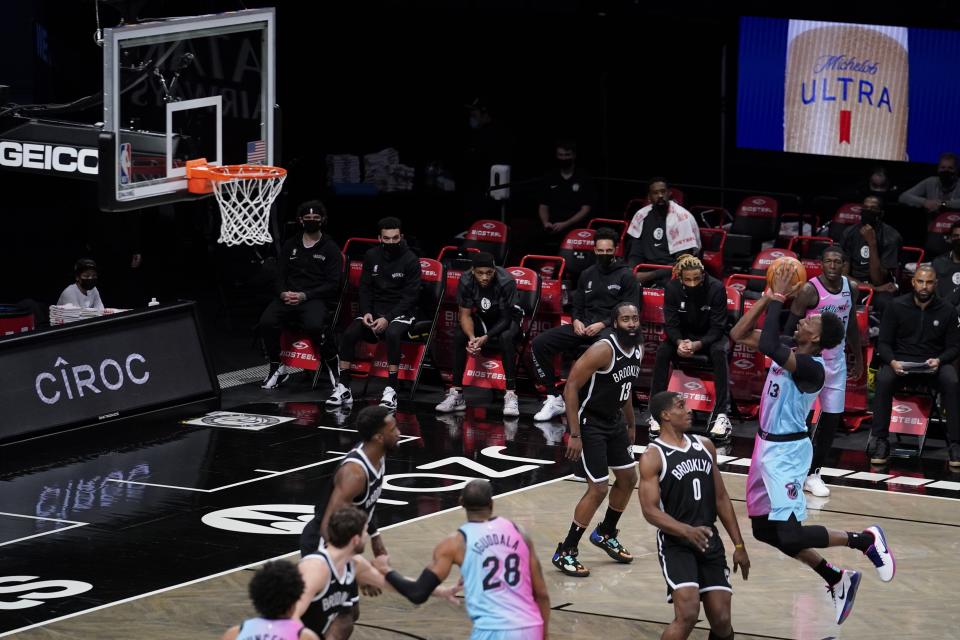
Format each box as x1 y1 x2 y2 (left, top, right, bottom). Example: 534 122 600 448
119 143 132 185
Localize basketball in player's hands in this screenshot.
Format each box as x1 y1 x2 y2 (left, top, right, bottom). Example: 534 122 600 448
766 256 807 298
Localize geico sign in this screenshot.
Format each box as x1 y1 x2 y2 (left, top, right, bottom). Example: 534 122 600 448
0 141 98 175
35 355 149 405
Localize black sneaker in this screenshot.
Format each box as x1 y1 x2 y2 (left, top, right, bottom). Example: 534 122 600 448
552 544 590 577
869 438 890 465
949 443 960 469
589 526 633 563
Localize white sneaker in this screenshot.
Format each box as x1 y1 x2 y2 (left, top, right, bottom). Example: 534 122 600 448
863 525 895 583
648 416 661 439
435 388 466 413
534 395 565 421
709 413 733 440
804 472 831 497
326 383 353 406
379 386 398 410
261 366 290 389
828 569 861 625
503 391 520 417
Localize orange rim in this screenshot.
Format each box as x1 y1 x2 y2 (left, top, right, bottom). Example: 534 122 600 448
205 164 287 180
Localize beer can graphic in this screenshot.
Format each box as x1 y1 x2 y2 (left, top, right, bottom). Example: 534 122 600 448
784 21 908 161
119 142 132 185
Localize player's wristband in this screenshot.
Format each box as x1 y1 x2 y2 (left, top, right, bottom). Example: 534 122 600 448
734 543 745 549
769 292 787 303
569 434 581 439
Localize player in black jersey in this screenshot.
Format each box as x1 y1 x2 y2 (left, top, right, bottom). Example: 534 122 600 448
300 406 400 575
296 507 456 639
552 301 642 577
639 391 750 640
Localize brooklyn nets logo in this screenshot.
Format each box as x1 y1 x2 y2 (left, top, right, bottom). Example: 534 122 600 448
184 411 296 431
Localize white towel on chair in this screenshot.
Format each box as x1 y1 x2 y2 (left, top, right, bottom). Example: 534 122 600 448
627 201 701 255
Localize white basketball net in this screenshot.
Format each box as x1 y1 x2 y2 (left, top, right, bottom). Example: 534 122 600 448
210 166 287 246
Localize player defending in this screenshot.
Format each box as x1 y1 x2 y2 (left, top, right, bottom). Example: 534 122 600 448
639 391 749 640
552 301 642 577
730 262 895 625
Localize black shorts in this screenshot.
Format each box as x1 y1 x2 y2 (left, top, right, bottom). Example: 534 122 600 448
580 422 634 483
656 528 732 603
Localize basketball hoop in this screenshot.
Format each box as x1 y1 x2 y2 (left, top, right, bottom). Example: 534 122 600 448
186 159 287 246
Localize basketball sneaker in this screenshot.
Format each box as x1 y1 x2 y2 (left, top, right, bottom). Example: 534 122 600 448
863 525 895 582
589 526 633 563
828 569 861 625
326 383 353 407
552 544 590 577
534 395 565 421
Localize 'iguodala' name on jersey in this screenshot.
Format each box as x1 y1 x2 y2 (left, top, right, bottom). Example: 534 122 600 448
473 532 521 555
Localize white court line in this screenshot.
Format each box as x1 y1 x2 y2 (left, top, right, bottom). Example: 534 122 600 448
317 426 358 433
0 523 89 548
0 511 87 524
254 469 280 474
718 468 960 502
0 472 575 638
105 456 346 493
0 511 92 548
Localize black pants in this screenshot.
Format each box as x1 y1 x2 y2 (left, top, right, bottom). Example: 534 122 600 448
453 318 520 390
340 317 410 366
871 364 960 443
809 412 841 473
530 324 600 389
651 338 730 413
259 298 334 363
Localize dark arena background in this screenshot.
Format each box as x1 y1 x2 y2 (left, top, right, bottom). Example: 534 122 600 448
2 2 960 639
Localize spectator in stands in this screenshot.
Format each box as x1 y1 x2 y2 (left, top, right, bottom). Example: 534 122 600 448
644 254 731 441
259 201 343 390
58 258 104 311
537 140 594 251
626 177 701 287
840 195 901 315
899 152 960 213
329 217 422 411
868 265 960 467
435 252 522 417
932 222 960 308
460 97 513 222
843 166 899 206
530 228 639 421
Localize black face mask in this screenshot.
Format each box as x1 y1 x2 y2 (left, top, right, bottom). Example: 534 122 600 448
302 220 322 233
652 199 669 212
80 278 97 291
860 209 881 227
382 240 406 259
596 254 615 269
558 159 574 171
683 281 705 297
614 324 640 347
940 171 957 185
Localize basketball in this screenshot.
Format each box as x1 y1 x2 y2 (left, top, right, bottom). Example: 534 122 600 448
766 255 807 294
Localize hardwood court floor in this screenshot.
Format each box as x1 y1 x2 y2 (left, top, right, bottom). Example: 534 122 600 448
12 472 959 640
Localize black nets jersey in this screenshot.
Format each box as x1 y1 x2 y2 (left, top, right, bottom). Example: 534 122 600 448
300 549 359 636
650 434 718 546
578 330 642 426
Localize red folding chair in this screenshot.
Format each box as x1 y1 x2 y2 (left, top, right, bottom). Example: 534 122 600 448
828 203 862 243
463 219 509 264
925 211 960 259
633 263 673 403
699 227 726 278
559 228 596 288
433 245 481 378
724 274 769 417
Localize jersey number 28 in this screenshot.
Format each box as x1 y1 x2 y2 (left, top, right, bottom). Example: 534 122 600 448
482 553 521 590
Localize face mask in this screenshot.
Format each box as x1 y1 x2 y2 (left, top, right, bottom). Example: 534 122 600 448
302 220 321 233
653 199 668 212
940 170 956 184
80 278 97 291
558 159 574 171
596 254 615 269
469 115 481 129
860 209 881 227
382 240 405 259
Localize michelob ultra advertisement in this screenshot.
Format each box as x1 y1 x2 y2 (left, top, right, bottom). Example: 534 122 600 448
738 17 960 163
